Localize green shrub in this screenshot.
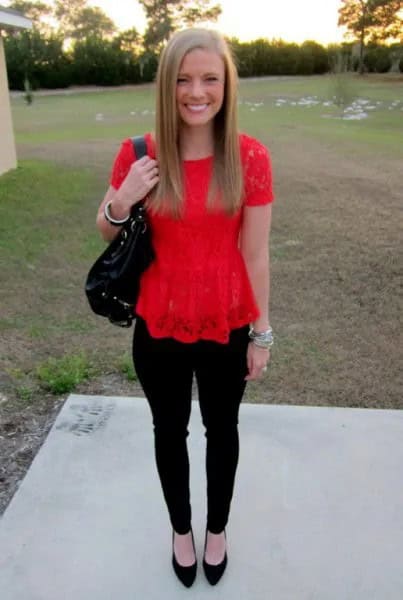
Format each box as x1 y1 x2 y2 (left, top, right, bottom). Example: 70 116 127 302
16 386 35 402
4 30 71 90
117 352 137 381
299 41 329 75
36 352 93 394
5 28 400 89
364 46 392 73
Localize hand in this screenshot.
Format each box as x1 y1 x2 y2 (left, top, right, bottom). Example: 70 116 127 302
113 155 159 215
245 342 270 381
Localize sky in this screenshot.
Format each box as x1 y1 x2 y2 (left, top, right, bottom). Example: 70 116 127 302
89 0 347 45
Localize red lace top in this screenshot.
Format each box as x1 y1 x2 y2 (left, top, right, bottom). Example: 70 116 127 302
110 132 274 343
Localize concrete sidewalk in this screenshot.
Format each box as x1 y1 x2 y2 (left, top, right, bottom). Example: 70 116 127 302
1 394 403 599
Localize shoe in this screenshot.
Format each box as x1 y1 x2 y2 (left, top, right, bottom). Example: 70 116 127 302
172 528 197 588
202 527 227 585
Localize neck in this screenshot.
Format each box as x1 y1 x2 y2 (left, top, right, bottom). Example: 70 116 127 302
179 124 215 160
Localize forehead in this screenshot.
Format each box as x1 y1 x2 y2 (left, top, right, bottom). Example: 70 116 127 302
178 48 225 75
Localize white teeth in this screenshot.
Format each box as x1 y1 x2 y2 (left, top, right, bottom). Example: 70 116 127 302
187 104 207 112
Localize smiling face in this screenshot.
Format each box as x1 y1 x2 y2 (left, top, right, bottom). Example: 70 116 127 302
176 48 225 131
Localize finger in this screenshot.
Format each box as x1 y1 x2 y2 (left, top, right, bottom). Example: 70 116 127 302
141 158 158 171
245 351 252 380
245 364 259 381
250 361 268 380
134 155 150 165
144 177 160 195
147 175 159 189
146 167 159 179
245 372 258 381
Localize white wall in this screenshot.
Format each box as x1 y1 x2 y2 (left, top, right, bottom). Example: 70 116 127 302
0 35 17 176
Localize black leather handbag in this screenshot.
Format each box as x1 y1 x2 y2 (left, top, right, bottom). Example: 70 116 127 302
85 136 154 327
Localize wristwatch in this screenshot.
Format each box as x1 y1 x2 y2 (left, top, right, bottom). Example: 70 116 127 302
248 326 274 350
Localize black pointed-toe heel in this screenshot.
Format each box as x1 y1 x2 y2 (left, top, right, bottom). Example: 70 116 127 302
172 528 197 588
202 527 227 585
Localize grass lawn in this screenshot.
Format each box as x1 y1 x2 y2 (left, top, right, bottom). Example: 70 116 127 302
2 73 403 411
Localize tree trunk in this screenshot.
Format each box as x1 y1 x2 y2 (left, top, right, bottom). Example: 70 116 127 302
359 30 365 74
389 50 403 73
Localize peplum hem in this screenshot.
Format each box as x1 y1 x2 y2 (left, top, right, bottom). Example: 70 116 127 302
135 306 259 344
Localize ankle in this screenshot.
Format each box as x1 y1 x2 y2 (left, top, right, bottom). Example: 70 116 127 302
173 529 196 567
204 529 226 564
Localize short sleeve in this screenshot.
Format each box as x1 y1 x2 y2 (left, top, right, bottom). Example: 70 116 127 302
109 138 136 190
242 135 274 206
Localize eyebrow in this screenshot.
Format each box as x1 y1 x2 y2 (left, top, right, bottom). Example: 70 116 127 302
177 71 221 77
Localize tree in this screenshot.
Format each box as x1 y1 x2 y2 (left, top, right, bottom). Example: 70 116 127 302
7 0 54 35
4 29 70 90
54 0 86 35
369 0 403 41
113 27 142 54
70 7 117 40
5 1 66 92
338 0 403 73
54 0 116 41
138 0 222 53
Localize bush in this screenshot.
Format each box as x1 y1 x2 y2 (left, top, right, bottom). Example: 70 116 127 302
36 352 93 394
299 41 329 75
6 30 400 89
71 36 127 86
137 51 159 82
327 43 356 73
116 352 137 381
4 30 71 90
271 41 300 75
364 46 392 73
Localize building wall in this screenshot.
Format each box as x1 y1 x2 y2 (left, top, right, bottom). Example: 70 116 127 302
0 35 17 176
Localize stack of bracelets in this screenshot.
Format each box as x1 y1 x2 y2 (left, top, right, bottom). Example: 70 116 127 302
248 326 274 350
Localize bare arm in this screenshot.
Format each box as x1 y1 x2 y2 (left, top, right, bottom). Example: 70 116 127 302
96 155 159 242
240 203 272 331
239 203 272 380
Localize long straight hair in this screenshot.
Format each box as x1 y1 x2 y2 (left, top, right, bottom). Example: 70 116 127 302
148 28 243 218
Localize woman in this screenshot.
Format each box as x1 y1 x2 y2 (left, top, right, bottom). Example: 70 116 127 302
96 28 274 587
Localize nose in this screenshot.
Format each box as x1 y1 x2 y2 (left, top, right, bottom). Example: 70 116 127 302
189 78 204 98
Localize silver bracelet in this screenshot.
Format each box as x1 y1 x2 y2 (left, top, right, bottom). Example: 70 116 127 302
104 200 130 226
248 326 274 349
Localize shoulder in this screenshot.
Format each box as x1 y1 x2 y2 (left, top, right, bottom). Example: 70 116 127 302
239 132 271 164
109 132 153 190
239 133 274 206
116 132 155 161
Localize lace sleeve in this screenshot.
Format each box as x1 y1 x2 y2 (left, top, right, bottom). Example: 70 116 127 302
109 138 135 190
242 137 274 206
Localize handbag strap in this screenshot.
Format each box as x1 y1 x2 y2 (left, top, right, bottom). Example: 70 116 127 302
132 135 147 160
129 135 148 219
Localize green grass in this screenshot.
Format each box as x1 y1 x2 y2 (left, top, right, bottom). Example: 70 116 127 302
0 158 106 374
238 75 403 156
239 73 403 102
10 75 403 154
2 74 402 406
15 385 35 402
36 351 94 394
12 88 155 144
116 352 138 381
0 160 100 268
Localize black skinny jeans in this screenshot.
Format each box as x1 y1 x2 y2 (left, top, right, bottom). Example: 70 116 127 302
132 316 250 534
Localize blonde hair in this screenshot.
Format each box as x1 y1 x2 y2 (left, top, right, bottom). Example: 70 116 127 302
149 28 243 217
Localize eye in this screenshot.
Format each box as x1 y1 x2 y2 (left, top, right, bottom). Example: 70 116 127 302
177 77 187 84
206 76 218 82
